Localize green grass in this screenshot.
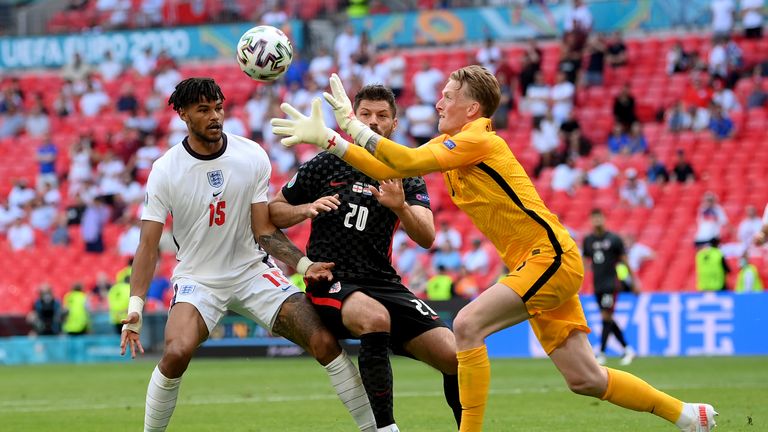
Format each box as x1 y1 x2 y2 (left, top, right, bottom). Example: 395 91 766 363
0 356 766 431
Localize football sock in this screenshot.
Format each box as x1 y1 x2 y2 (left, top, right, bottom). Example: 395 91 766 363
324 350 377 432
611 321 628 348
443 372 462 428
144 365 181 432
601 368 683 423
600 319 612 352
359 332 394 428
457 345 490 432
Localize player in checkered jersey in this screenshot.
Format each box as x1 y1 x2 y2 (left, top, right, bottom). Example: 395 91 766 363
119 78 376 432
270 85 461 432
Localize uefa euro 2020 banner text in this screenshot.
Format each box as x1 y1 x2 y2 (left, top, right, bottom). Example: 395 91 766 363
0 21 303 70
487 292 768 358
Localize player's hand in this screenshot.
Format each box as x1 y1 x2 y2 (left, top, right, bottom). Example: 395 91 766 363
306 194 340 218
120 312 144 359
305 261 335 283
369 179 406 211
323 73 355 131
271 99 349 156
754 231 767 246
323 73 376 146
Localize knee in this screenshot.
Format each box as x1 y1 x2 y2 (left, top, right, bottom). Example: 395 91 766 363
452 308 482 347
161 340 195 377
306 328 341 365
564 369 607 397
356 309 391 335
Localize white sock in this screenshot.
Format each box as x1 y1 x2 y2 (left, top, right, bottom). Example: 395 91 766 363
324 351 376 432
377 424 400 432
144 365 182 432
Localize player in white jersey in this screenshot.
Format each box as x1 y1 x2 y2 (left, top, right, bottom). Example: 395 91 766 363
119 78 376 432
755 204 768 245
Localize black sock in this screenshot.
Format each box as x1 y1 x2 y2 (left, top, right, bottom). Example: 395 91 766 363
359 332 394 427
611 320 628 348
443 373 462 428
600 319 612 352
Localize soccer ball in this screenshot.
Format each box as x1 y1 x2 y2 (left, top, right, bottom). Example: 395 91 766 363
236 25 294 82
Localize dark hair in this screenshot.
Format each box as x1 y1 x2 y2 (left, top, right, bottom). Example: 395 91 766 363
168 77 225 112
590 208 604 216
353 85 397 117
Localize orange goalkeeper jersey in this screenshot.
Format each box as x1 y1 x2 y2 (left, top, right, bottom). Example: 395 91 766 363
425 118 576 266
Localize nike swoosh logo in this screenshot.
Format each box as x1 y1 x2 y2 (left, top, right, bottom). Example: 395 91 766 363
213 190 223 197
329 181 346 187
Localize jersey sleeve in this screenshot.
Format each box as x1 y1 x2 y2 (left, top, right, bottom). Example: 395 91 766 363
342 145 406 180
141 163 170 224
281 161 316 205
582 235 593 259
252 151 272 204
403 177 431 209
426 128 495 171
615 235 626 257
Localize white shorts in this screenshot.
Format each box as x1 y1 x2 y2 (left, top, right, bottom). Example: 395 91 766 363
171 268 301 333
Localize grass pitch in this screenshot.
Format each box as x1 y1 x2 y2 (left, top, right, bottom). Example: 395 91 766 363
0 356 765 431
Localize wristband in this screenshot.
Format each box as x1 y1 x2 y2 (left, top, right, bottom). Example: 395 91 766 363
324 129 350 157
297 256 314 276
121 296 144 334
347 119 378 148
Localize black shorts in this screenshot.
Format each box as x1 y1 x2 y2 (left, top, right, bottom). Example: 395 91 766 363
306 279 449 354
595 291 618 312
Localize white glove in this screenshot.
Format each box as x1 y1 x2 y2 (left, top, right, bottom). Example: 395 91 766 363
323 73 377 147
271 98 350 157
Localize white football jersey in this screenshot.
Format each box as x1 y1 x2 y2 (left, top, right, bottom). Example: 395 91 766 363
142 133 273 288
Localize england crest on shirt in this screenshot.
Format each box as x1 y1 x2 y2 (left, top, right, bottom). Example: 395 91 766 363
207 170 224 188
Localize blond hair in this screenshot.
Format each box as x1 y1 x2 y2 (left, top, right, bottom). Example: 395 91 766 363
449 65 501 118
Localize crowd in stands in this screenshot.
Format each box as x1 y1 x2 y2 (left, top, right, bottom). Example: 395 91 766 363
1 0 768 320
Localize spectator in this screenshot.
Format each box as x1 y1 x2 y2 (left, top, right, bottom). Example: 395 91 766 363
606 32 628 68
607 124 630 154
405 96 437 146
81 196 110 253
51 213 70 246
308 46 334 89
476 37 502 73
24 98 50 137
98 50 124 82
695 192 729 246
695 239 730 291
223 112 247 137
619 168 653 208
413 60 444 105
435 220 462 250
125 106 158 137
519 40 542 95
551 71 575 124
708 37 729 79
144 89 165 113
524 71 551 120
666 42 694 75
711 0 736 37
283 51 309 88
108 273 131 334
61 53 91 83
712 79 740 113
92 272 112 301
613 83 637 131
35 136 58 189
28 284 62 335
53 87 75 117
454 266 480 300
261 3 288 27
0 103 25 138
462 238 490 274
557 41 583 84
563 0 593 53
646 152 670 183
583 36 606 87
8 179 36 210
666 101 693 132
65 194 87 226
737 205 763 250
559 112 592 159
587 156 620 189
672 149 696 182
708 104 734 140
532 112 560 177
433 242 462 272
138 0 164 27
624 234 656 273
334 24 360 70
132 135 163 176
245 88 270 142
741 0 765 38
551 157 584 193
626 123 649 154
29 197 57 231
79 81 110 117
8 216 34 250
97 0 131 29
40 182 61 207
746 72 767 108
425 265 454 301
116 83 139 113
62 283 89 335
118 217 141 257
153 62 182 97
394 240 424 275
493 58 515 130
735 256 764 292
381 47 406 98
131 47 156 76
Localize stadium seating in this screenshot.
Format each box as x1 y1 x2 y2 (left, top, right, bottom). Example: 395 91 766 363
2 32 767 314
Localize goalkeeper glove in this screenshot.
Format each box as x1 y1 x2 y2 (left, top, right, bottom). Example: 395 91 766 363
271 98 350 157
323 73 378 147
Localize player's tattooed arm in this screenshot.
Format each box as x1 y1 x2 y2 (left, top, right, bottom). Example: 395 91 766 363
363 133 382 154
256 228 305 268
